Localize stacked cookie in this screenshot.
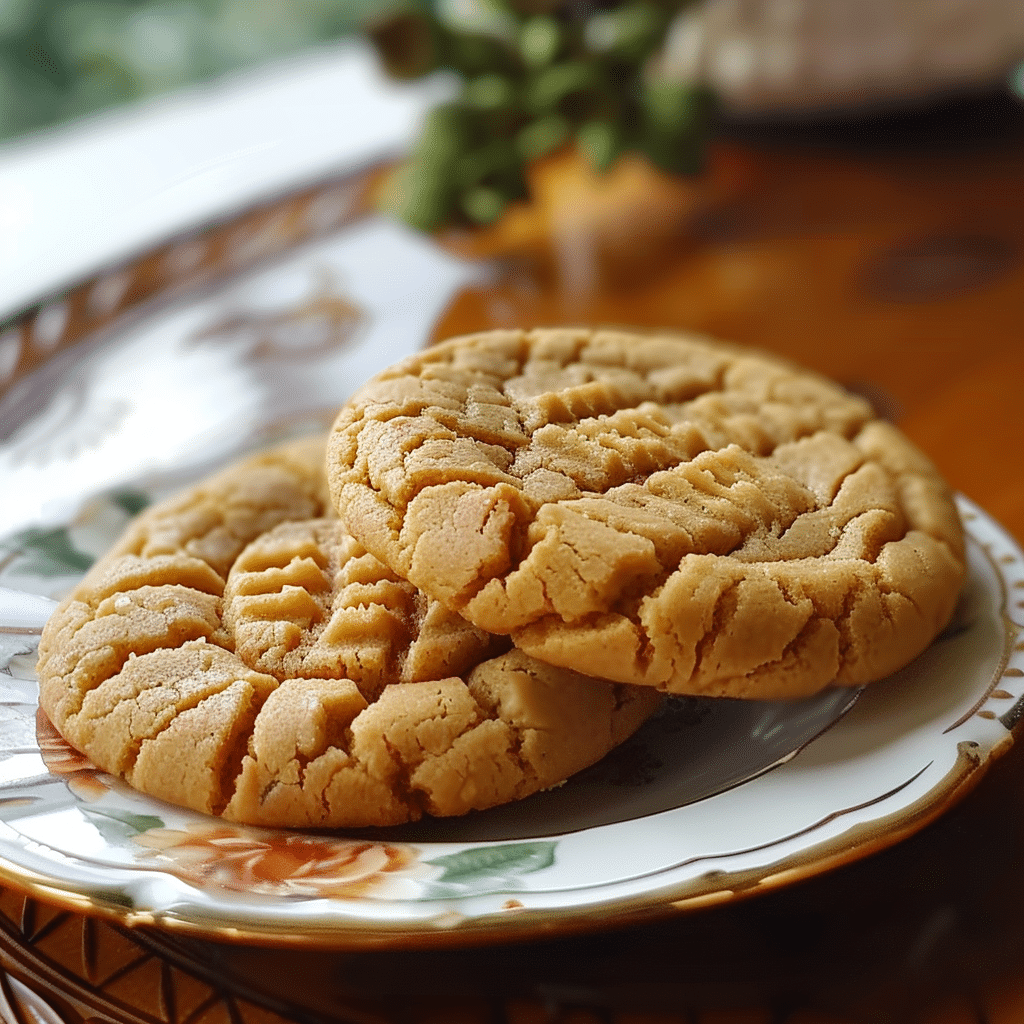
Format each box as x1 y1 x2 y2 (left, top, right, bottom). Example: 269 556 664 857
37 328 966 828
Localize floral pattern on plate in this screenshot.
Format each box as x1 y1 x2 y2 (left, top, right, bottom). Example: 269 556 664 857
0 209 1020 942
0 486 1021 946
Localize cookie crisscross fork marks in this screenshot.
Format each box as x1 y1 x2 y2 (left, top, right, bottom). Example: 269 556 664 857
35 439 331 815
328 328 965 698
37 439 329 722
37 438 661 827
224 518 502 699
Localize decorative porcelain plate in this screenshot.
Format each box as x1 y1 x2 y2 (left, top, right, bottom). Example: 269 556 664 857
0 492 1020 949
0 183 1022 949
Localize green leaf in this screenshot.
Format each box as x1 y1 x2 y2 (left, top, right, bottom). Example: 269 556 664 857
5 527 93 577
584 3 666 62
527 61 601 116
109 488 150 516
519 15 561 68
577 118 623 172
418 103 476 165
83 807 164 844
382 160 453 232
88 887 135 910
516 112 569 160
426 840 556 883
640 82 715 176
0 636 37 677
446 31 519 78
462 185 506 225
456 138 521 190
464 72 516 111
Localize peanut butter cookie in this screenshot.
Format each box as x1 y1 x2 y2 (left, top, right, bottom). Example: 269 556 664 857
37 438 660 827
327 328 966 698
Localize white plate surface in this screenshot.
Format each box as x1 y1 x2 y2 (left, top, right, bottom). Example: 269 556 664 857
0 211 1021 948
0 493 1020 948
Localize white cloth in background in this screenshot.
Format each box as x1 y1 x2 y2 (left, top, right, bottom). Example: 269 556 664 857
0 40 446 321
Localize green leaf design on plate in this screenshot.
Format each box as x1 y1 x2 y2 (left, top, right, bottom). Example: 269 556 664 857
2 527 94 577
426 840 557 884
88 888 136 911
0 636 37 675
83 808 165 844
109 489 151 517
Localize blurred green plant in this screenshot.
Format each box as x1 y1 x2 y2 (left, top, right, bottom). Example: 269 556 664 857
374 0 714 231
0 0 712 231
0 0 391 142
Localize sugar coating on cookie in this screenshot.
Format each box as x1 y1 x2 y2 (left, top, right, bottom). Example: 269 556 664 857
327 328 966 698
36 437 659 827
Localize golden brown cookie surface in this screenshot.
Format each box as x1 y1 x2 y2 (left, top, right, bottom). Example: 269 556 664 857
327 328 966 698
37 438 659 827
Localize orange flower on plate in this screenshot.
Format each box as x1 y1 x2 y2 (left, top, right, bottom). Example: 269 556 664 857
134 823 424 899
35 709 111 802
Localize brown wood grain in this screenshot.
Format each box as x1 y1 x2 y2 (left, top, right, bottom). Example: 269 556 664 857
432 137 1024 544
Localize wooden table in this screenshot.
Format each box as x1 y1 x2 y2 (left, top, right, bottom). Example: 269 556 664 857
1 89 1022 1024
435 90 1024 549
